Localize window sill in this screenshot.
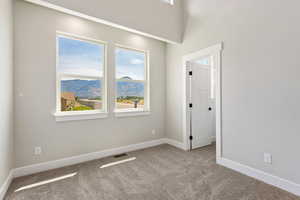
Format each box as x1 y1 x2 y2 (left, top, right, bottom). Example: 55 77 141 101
114 110 151 118
53 111 108 122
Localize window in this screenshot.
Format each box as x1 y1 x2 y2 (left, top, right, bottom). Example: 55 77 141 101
196 56 215 99
162 0 174 5
196 57 210 65
56 33 107 118
115 46 149 113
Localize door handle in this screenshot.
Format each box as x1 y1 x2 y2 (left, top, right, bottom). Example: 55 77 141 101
208 107 212 111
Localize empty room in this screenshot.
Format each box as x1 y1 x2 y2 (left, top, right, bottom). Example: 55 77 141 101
1 0 300 199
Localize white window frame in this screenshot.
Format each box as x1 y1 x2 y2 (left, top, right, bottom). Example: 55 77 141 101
114 44 150 117
54 32 108 122
162 0 174 5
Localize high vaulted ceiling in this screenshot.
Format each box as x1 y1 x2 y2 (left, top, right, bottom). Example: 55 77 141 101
25 0 184 43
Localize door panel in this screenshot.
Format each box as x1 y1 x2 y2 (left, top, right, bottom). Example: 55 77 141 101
191 63 214 149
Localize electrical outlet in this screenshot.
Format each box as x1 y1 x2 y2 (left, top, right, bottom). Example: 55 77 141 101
264 153 272 164
34 147 42 155
151 129 156 135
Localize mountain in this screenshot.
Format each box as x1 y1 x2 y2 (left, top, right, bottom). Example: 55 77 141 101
61 79 144 98
120 76 133 80
61 79 101 98
117 81 144 97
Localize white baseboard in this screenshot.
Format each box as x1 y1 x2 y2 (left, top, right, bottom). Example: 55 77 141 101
4 140 300 198
1 139 183 198
14 139 165 178
0 170 14 200
164 138 187 150
211 136 216 142
217 157 300 197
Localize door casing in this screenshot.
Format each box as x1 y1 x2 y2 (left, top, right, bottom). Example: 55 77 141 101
182 43 223 160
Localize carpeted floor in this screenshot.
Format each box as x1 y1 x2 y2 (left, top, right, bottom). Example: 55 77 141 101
5 144 300 200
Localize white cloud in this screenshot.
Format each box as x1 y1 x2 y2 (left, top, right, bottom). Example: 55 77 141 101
130 58 144 65
59 68 103 78
116 65 144 80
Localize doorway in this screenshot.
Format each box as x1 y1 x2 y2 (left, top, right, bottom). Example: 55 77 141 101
189 58 215 149
182 44 223 159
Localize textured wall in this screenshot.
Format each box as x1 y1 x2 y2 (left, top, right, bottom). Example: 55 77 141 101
166 0 300 184
0 0 14 187
14 1 166 167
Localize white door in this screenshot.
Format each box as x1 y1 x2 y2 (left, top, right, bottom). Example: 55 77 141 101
191 63 214 149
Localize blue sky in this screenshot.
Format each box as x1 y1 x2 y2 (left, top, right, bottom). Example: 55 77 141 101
58 36 145 80
115 48 145 80
58 36 104 77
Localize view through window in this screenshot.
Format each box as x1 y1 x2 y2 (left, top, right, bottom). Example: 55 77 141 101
57 35 105 112
115 47 148 111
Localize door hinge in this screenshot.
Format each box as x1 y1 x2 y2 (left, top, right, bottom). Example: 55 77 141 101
189 103 193 108
189 135 193 140
189 71 192 76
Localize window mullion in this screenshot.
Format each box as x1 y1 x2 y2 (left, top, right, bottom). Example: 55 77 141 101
59 73 102 80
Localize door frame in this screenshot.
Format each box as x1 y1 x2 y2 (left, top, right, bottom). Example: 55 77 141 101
182 43 223 160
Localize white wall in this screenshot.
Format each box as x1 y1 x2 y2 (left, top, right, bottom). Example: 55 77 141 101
0 0 14 187
14 1 166 167
166 0 300 185
25 0 183 43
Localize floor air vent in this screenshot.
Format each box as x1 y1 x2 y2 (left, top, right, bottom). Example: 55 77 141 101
114 153 128 158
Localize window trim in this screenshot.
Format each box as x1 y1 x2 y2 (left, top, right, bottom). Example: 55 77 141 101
54 110 108 122
115 110 151 118
114 44 150 115
54 31 108 121
162 0 174 5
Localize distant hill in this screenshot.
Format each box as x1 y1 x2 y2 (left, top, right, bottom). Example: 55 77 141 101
120 76 133 80
61 80 101 98
117 81 144 97
61 79 144 98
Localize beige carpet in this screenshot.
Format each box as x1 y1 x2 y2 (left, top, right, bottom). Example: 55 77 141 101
5 144 300 200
